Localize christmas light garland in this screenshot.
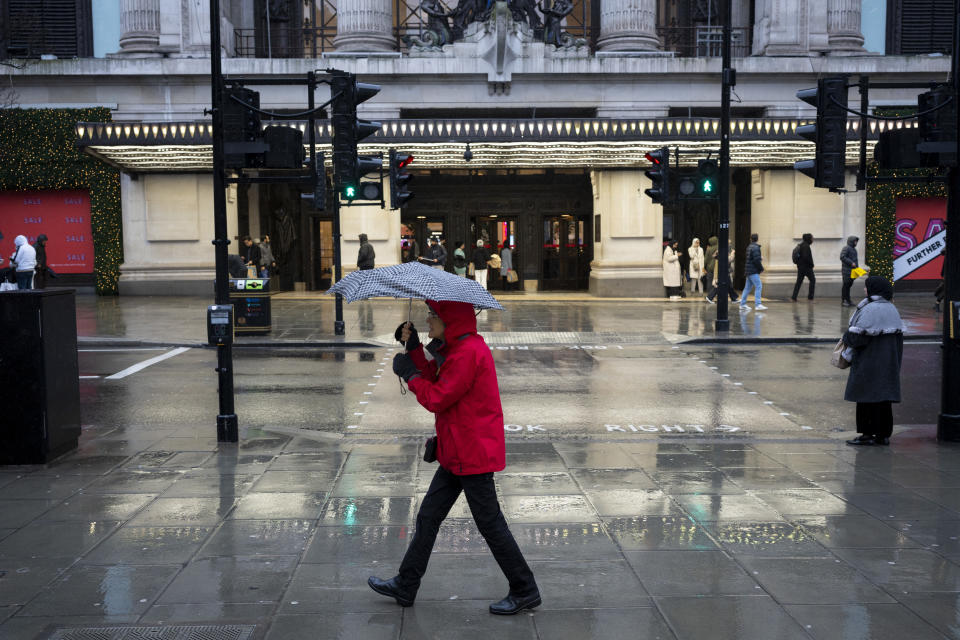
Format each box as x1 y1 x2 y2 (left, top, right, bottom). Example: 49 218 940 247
0 108 121 294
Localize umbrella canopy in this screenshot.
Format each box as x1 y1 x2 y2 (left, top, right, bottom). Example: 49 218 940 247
327 262 504 310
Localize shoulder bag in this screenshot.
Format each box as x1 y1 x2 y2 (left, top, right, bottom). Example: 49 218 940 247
830 339 851 369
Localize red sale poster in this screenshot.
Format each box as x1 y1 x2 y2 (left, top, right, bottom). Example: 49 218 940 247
892 197 946 281
0 190 94 274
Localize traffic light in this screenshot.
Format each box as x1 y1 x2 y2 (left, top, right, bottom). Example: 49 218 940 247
222 87 263 168
262 125 304 169
644 147 671 204
918 85 957 167
696 159 718 196
300 153 326 212
389 149 415 209
794 76 849 190
329 70 383 201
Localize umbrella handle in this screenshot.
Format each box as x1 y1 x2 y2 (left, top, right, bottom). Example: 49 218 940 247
408 298 412 323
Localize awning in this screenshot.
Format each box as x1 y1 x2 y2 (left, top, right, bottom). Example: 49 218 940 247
76 117 886 173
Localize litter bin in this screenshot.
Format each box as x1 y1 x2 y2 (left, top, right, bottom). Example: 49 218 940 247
229 277 273 335
0 290 80 464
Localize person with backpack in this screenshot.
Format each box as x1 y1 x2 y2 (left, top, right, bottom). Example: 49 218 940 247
791 233 815 302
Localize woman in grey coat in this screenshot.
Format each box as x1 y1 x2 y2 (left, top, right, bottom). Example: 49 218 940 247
843 276 905 446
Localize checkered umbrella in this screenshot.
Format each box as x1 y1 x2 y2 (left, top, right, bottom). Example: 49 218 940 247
327 262 504 310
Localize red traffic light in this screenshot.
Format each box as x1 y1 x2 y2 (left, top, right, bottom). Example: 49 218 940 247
396 154 414 169
644 151 661 165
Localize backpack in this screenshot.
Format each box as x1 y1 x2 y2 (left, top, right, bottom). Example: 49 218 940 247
453 253 466 269
792 243 802 265
487 253 502 270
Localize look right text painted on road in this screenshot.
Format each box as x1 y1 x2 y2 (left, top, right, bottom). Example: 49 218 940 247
604 424 742 434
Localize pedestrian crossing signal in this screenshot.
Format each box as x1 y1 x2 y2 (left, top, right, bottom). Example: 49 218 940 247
697 159 719 198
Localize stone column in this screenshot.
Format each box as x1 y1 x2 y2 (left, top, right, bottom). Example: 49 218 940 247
333 0 395 52
118 0 161 54
827 0 865 52
597 0 659 52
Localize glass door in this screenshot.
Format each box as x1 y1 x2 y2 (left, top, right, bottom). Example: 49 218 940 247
471 216 519 291
541 214 590 290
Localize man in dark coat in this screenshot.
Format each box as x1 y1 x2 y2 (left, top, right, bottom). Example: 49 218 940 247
241 236 261 275
843 276 904 446
357 233 376 270
370 301 541 615
791 233 815 301
737 233 767 311
840 235 859 306
422 237 447 269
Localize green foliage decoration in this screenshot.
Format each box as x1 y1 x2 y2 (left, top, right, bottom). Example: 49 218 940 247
0 107 121 294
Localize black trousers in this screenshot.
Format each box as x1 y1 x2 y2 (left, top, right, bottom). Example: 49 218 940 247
841 275 855 303
856 402 893 439
707 284 738 301
398 466 537 597
792 267 816 300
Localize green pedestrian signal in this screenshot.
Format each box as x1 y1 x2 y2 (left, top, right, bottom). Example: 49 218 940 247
344 185 357 199
697 159 719 198
702 179 713 193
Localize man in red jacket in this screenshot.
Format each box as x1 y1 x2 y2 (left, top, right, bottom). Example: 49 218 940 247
368 300 540 615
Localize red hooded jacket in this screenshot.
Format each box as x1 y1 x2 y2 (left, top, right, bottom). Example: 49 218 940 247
407 300 505 475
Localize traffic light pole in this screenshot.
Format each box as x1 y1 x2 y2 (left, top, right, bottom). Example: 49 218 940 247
333 194 345 335
209 0 238 442
937 0 960 441
715 0 733 332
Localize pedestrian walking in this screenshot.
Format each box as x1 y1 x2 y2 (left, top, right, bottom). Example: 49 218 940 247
705 246 737 304
840 236 859 306
737 233 767 311
258 234 277 278
357 233 376 270
472 239 490 290
403 230 419 264
791 233 816 301
703 235 718 293
662 240 682 299
842 276 905 446
10 235 37 290
370 301 541 615
422 236 447 269
500 243 514 289
688 238 705 294
453 241 467 277
32 234 52 289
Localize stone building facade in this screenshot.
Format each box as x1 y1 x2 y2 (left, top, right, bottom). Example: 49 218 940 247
1 0 951 296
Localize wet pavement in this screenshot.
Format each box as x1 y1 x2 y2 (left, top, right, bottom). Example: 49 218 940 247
73 291 942 346
1 297 957 639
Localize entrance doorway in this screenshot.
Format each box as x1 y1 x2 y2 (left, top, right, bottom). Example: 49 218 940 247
541 214 591 290
310 217 334 290
472 215 519 290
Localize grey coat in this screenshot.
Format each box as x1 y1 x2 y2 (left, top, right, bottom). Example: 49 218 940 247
842 297 904 403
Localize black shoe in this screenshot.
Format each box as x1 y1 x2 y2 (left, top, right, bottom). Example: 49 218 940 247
489 591 542 615
841 301 853 307
368 576 415 607
846 435 875 446
875 437 890 446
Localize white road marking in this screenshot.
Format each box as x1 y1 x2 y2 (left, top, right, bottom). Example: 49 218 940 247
78 348 168 352
79 375 100 379
105 347 191 380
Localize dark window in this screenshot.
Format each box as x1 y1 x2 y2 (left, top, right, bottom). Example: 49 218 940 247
887 0 954 55
1 0 92 59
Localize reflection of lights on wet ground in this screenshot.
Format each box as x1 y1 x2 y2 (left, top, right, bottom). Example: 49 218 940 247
344 500 357 526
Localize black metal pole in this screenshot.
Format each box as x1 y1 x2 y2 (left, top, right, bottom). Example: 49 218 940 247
937 0 960 441
333 194 345 335
209 0 238 442
715 0 732 332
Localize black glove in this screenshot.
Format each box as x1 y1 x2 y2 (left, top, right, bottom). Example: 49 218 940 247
394 322 421 351
392 353 420 382
424 338 445 367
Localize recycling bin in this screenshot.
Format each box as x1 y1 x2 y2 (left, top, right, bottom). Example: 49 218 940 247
229 277 273 335
0 289 80 464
